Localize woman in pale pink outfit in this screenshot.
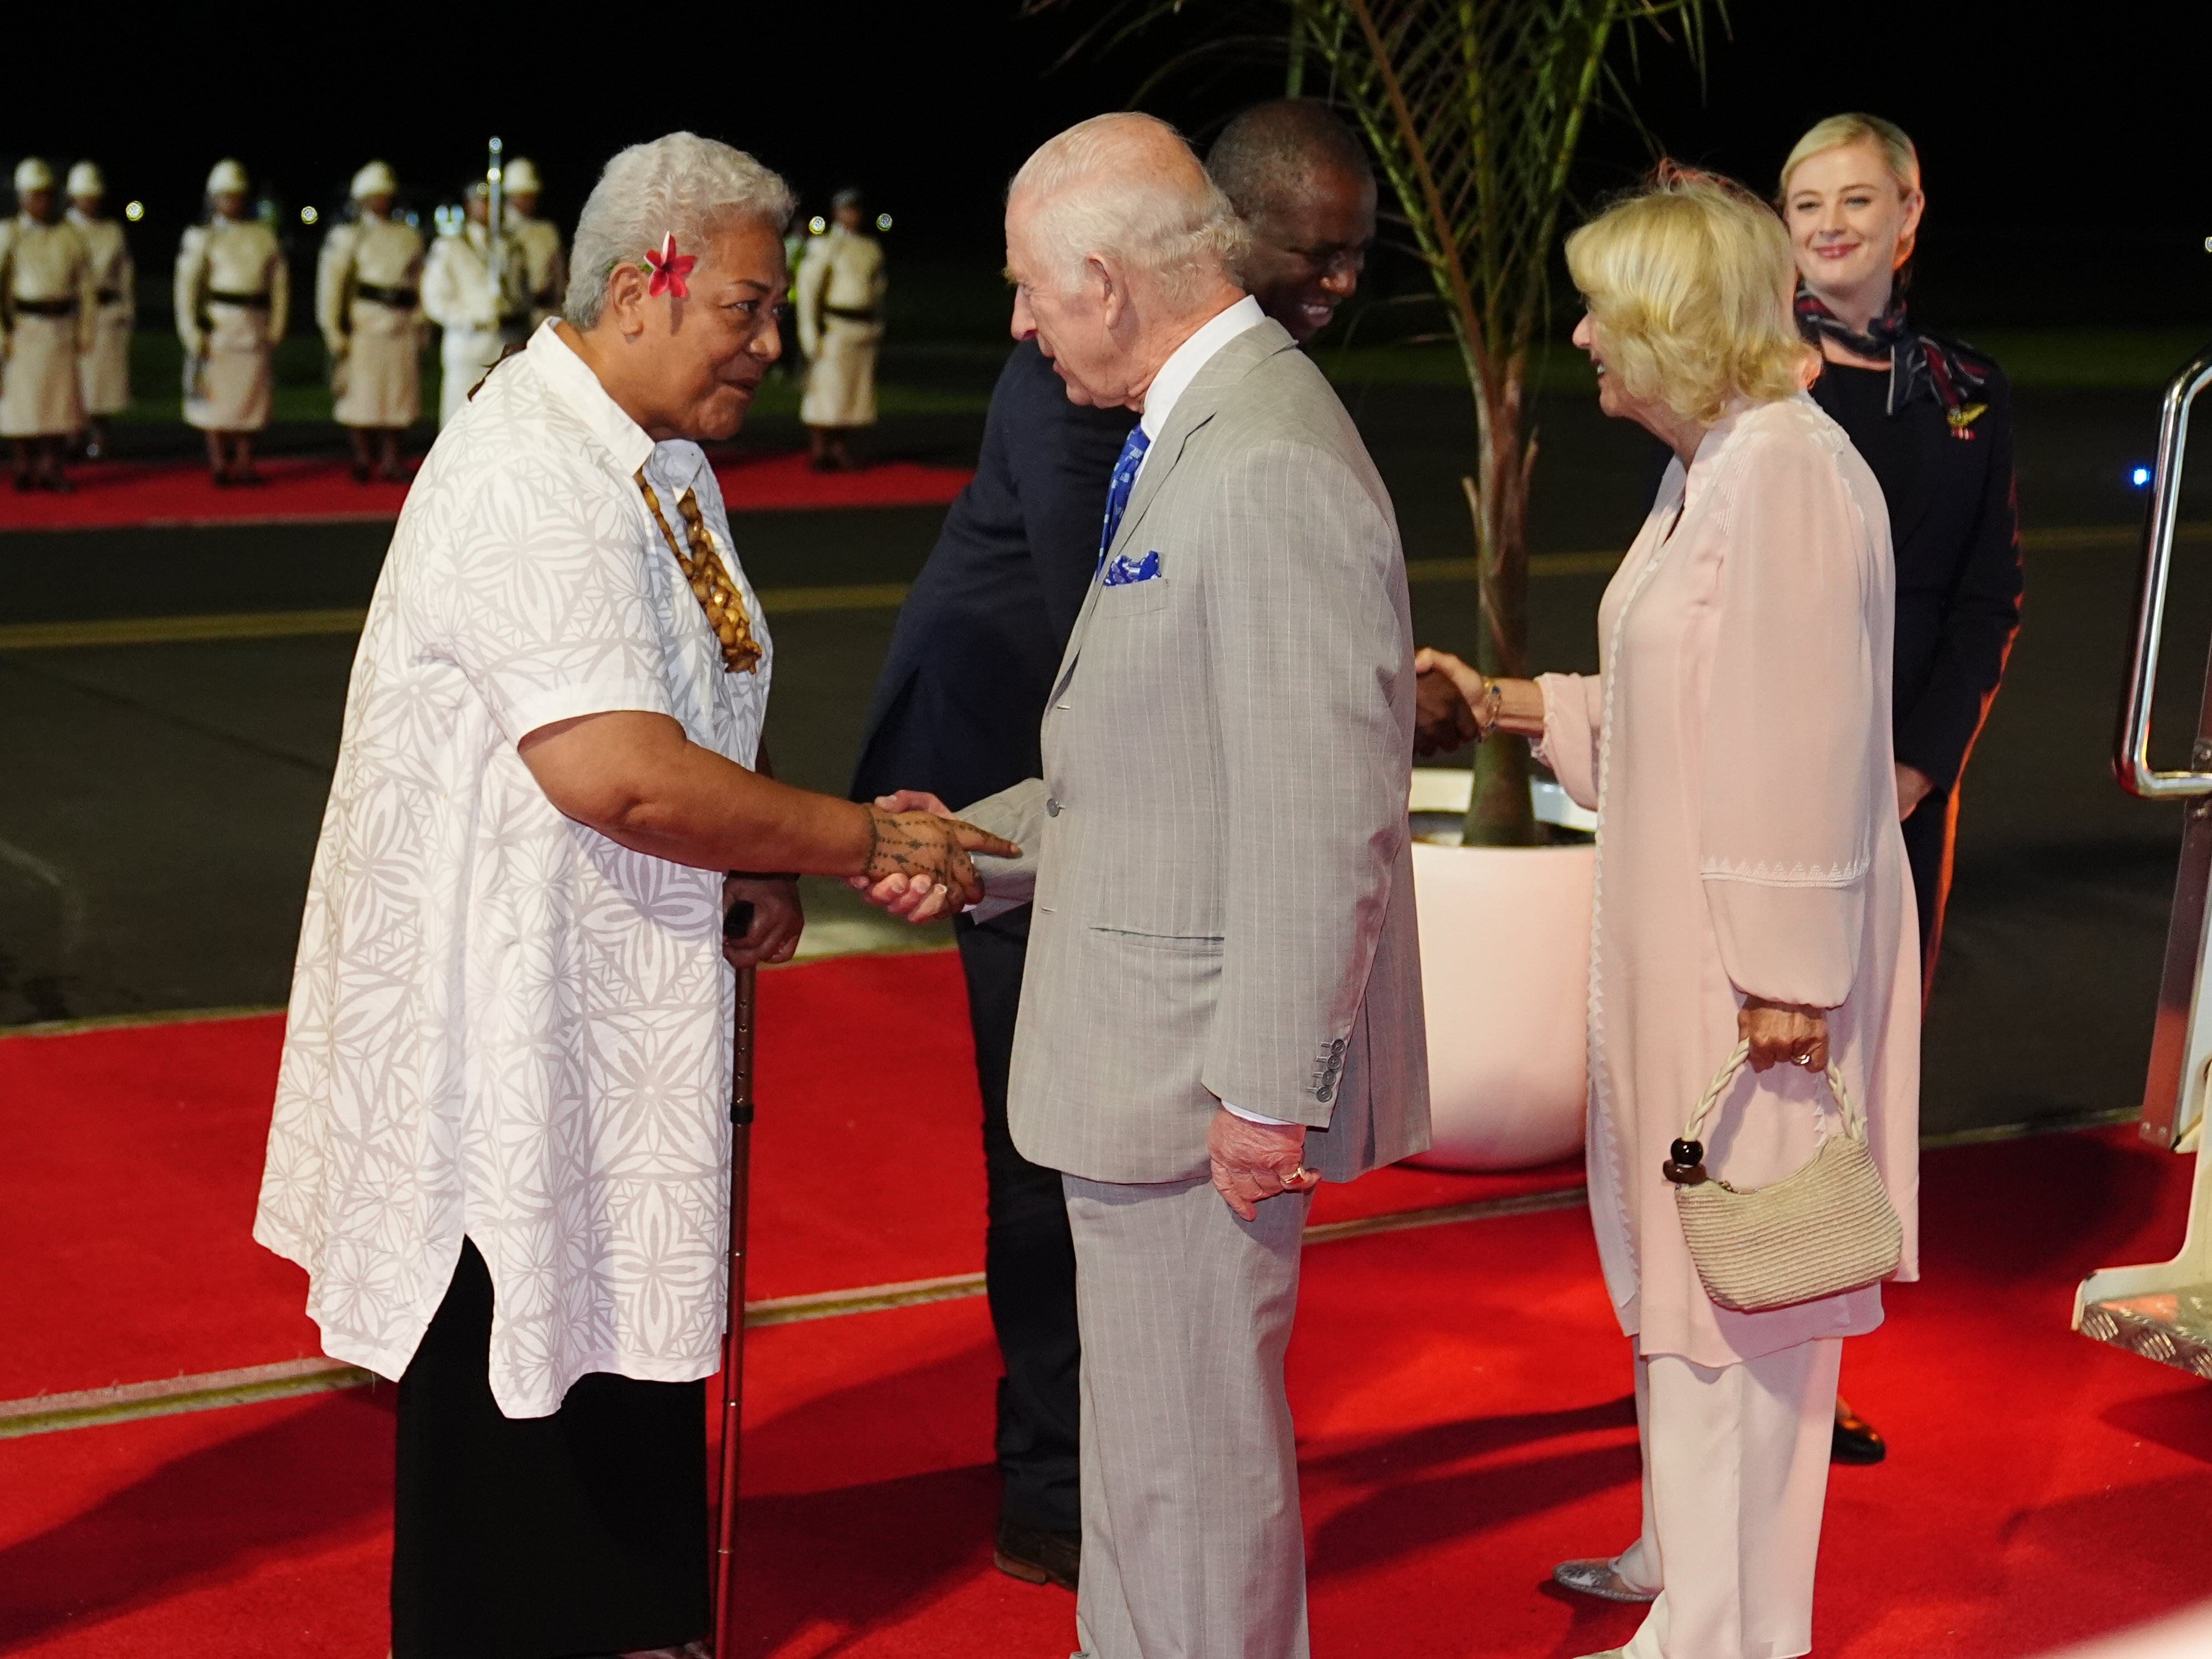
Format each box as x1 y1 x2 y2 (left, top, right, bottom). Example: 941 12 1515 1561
1424 170 1920 1659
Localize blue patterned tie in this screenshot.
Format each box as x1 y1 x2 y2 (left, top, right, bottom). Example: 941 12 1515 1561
1097 426 1152 571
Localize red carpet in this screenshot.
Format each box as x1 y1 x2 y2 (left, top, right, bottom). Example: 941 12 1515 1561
0 451 973 532
0 952 1573 1402
2 1125 2208 1657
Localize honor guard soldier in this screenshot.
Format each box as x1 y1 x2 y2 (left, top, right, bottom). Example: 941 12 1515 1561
65 162 132 459
421 180 527 426
176 159 288 486
319 160 425 481
1 158 95 492
501 157 567 330
796 185 885 470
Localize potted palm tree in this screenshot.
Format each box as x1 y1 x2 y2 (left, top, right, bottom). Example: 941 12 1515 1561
1288 0 1713 1168
1038 0 1716 1165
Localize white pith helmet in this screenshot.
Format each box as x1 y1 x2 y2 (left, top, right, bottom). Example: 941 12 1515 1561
206 158 250 196
66 160 104 199
351 159 398 199
14 157 55 195
502 156 541 195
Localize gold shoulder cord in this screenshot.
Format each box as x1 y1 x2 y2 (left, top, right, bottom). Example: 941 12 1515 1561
636 469 762 673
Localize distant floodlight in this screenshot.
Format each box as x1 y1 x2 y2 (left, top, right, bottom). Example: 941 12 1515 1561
808 215 826 235
2131 466 2154 489
300 205 319 225
876 213 892 232
123 200 144 222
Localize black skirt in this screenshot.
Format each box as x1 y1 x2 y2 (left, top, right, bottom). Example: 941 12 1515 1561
391 1239 710 1659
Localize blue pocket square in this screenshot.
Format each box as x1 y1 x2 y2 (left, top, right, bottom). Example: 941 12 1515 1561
1103 550 1163 587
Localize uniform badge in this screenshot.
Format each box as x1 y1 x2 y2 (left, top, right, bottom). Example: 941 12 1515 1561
1947 402 1988 440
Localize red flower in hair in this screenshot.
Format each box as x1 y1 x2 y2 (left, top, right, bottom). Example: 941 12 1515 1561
642 233 696 299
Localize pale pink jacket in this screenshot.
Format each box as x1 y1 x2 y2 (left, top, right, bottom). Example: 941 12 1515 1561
1537 394 1921 1369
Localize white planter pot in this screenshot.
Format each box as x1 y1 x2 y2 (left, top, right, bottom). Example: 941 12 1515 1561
1404 771 1595 1171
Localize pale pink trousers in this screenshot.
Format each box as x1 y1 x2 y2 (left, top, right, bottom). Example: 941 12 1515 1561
1610 1337 1843 1659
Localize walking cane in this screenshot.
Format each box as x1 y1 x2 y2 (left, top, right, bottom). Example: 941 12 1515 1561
714 898 759 1658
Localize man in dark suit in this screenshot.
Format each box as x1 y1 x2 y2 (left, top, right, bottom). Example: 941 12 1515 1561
848 98 1376 1590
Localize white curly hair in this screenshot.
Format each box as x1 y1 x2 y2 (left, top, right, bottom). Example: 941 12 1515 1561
566 132 796 329
1009 113 1248 309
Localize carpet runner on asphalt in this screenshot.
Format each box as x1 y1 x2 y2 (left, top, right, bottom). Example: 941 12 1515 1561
0 1112 2202 1658
0 451 974 532
0 952 1578 1404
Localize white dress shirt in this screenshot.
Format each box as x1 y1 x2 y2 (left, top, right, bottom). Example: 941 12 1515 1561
258 320 773 1417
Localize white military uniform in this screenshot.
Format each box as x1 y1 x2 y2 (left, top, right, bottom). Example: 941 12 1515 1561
796 222 885 428
421 220 526 426
67 207 133 418
0 213 95 438
507 212 567 330
319 210 424 429
176 215 288 431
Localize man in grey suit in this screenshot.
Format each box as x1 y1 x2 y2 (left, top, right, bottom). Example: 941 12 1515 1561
863 112 1427 1658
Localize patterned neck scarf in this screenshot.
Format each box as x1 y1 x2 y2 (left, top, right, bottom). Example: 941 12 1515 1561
637 470 762 673
1794 284 1988 426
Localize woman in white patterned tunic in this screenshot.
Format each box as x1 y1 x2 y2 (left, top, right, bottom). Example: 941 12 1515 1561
1424 171 1919 1659
255 132 1012 1659
174 158 288 484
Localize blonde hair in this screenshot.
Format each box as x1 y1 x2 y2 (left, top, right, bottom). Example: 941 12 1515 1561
1565 167 1814 426
1779 113 1920 199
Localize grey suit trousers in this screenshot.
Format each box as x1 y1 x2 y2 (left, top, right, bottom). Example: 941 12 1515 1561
1064 1174 1313 1659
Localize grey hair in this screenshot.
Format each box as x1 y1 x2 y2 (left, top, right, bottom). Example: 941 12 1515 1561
566 132 796 329
1009 113 1248 308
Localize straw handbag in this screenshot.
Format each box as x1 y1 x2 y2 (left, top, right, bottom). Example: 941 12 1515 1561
1661 1040 1902 1314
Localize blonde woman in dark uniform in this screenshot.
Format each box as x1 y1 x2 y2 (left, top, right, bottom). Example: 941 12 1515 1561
1792 114 2022 1467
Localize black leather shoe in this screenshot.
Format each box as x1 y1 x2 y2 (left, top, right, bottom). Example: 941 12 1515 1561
1832 1402 1887 1465
993 1517 1079 1591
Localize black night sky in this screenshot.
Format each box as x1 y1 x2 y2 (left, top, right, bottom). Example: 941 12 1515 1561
9 4 2210 329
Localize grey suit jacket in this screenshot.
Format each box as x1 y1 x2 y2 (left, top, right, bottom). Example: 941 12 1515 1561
961 318 1430 1186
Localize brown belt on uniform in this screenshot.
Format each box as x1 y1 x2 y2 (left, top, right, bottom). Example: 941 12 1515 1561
354 282 418 308
823 304 877 323
10 296 78 317
96 288 125 306
206 288 271 308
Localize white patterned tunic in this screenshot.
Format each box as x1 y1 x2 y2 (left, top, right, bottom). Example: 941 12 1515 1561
257 320 773 1418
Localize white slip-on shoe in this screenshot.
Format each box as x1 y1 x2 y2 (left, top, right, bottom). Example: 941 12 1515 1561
1552 1556 1660 1603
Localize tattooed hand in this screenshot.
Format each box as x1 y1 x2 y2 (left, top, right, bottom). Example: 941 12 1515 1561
854 806 1021 923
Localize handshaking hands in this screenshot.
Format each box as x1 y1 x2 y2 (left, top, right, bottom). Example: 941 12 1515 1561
852 792 1021 924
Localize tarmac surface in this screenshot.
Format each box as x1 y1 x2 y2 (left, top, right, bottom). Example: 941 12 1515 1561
5 375 2212 1142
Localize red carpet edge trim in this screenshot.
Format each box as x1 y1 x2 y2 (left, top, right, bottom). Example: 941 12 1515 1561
0 1189 1593 1441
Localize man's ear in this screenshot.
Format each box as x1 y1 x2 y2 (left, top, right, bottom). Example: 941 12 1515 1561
1089 254 1124 331
602 261 651 339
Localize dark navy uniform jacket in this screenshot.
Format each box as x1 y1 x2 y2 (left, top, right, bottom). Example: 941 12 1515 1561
851 340 1138 809
1811 342 2023 796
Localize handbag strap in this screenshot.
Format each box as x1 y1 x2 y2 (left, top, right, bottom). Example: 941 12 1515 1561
1680 1039 1865 1147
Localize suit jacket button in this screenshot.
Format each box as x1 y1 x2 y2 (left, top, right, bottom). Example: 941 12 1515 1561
1329 1039 1347 1055
1316 1085 1335 1104
1045 797 1062 817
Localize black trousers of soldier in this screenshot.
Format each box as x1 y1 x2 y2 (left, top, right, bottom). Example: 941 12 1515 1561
391 1239 710 1659
957 906 1083 1535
